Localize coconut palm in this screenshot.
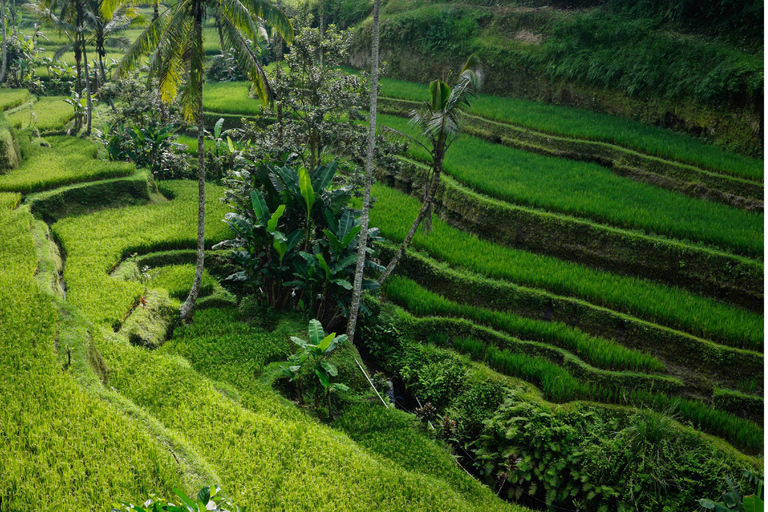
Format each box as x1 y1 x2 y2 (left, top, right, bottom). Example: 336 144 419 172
84 0 146 86
116 0 292 320
346 0 380 345
376 55 482 286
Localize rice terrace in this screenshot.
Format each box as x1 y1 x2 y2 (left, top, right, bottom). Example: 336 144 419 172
0 0 763 510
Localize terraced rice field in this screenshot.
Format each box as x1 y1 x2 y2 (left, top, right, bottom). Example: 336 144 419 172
0 55 761 507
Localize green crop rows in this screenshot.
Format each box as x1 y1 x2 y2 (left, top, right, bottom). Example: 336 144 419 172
0 194 181 508
379 114 763 257
367 185 763 349
203 82 267 115
8 96 76 132
53 181 231 328
0 88 30 111
405 317 762 455
379 76 763 181
385 276 664 373
0 135 134 194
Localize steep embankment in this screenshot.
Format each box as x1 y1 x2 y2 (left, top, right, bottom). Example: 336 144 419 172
341 0 763 155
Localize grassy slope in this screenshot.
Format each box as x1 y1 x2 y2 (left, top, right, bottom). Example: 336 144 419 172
7 96 75 131
366 185 763 349
378 114 763 258
377 75 763 181
0 135 134 194
0 194 182 508
44 165 520 510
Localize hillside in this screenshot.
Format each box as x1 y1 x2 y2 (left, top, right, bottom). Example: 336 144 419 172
333 0 763 156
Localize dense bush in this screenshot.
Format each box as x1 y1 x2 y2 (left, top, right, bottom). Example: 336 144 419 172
216 160 382 330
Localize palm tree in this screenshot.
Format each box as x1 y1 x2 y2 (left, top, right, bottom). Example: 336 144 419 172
376 55 482 286
84 0 146 86
116 0 292 320
346 0 380 345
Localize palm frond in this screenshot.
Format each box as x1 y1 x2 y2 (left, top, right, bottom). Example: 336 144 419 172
179 12 204 122
379 125 429 153
239 0 293 43
219 13 272 105
115 4 172 77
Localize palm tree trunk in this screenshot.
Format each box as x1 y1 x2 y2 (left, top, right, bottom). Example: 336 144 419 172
0 0 7 84
377 158 442 286
180 60 206 321
347 0 380 345
82 40 93 135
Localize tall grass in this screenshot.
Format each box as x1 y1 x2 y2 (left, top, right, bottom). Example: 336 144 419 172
53 181 232 328
367 185 763 349
0 136 134 194
378 114 763 257
8 96 76 131
379 74 763 181
203 82 266 115
0 88 30 111
0 193 181 509
385 275 664 373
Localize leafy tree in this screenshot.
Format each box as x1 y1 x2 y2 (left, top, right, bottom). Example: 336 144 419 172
116 0 293 321
377 55 482 285
113 484 243 512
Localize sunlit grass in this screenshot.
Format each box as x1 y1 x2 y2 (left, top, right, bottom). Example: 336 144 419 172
378 113 763 257
367 184 763 349
0 136 133 193
379 76 764 181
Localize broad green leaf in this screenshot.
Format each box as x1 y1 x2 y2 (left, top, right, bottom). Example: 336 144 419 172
321 360 338 376
318 332 336 351
332 254 357 274
330 278 352 290
324 229 343 253
291 336 308 348
173 488 197 511
340 225 361 248
286 228 304 252
267 204 286 232
315 368 330 388
308 319 324 345
250 190 269 224
298 166 315 214
337 210 356 241
316 254 330 279
311 161 337 193
227 136 235 153
744 495 764 512
214 118 224 139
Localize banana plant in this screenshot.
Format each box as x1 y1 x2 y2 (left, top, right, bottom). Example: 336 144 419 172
218 160 383 327
114 485 244 512
281 319 350 417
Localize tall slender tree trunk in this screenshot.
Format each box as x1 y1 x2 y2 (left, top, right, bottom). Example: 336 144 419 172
318 0 323 67
0 0 7 84
180 11 206 321
82 40 93 135
347 0 380 345
377 156 443 286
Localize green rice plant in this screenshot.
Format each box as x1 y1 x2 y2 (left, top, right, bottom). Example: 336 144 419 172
378 114 763 257
385 275 664 373
367 185 763 349
0 88 30 111
151 264 217 301
177 134 216 154
334 402 519 511
404 318 763 455
202 82 266 115
452 336 583 402
0 136 134 194
7 96 76 131
52 180 232 328
100 312 521 512
0 196 181 509
379 78 763 181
